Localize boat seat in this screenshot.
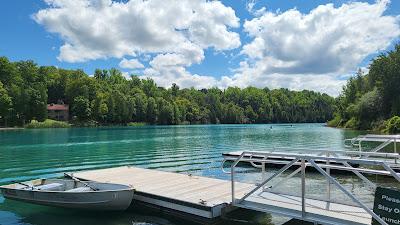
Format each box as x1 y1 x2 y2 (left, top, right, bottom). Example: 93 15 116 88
35 183 65 191
65 187 92 192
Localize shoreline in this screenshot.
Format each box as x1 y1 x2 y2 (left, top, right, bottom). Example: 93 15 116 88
0 122 329 130
0 127 24 131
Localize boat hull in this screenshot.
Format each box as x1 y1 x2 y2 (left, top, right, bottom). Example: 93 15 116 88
0 179 134 211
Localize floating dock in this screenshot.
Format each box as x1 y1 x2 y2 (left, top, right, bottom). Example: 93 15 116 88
73 166 254 220
72 165 376 225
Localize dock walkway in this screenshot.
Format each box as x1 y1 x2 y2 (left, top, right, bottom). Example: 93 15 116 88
239 191 371 225
74 166 253 219
73 165 373 224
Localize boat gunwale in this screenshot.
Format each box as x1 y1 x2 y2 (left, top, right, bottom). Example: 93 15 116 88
0 178 135 194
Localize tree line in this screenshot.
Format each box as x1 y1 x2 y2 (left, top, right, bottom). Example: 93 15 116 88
0 56 335 127
328 44 400 133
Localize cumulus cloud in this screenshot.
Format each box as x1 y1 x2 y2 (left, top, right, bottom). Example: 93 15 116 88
232 0 400 96
34 0 240 63
119 58 144 69
142 66 217 89
34 0 400 96
220 60 348 96
149 42 205 68
241 0 399 75
245 0 266 16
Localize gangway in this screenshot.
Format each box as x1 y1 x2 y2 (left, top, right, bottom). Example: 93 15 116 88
345 134 399 158
223 148 400 174
228 151 400 225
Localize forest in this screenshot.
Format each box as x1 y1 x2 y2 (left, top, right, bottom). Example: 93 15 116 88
0 56 335 127
328 44 400 133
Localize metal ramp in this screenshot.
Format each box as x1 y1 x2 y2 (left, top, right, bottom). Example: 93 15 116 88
228 151 400 225
239 191 370 225
345 134 399 161
347 134 400 143
223 149 400 175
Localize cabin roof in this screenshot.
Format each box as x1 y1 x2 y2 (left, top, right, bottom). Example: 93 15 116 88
47 104 69 111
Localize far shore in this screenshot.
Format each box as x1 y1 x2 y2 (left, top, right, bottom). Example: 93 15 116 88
0 122 330 130
0 127 25 131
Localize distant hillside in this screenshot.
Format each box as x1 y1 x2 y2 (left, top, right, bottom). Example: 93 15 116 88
0 57 335 127
328 44 400 134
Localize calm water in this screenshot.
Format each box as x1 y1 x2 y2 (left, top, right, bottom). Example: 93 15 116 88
0 124 365 225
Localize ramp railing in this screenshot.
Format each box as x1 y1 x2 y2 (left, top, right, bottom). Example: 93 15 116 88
229 151 400 225
345 135 399 162
222 148 400 172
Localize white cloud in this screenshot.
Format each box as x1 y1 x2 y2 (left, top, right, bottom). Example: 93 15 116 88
142 66 217 89
34 0 400 96
221 61 348 96
119 58 144 69
149 42 205 68
241 0 399 74
33 0 240 63
121 71 131 80
246 0 266 16
232 0 400 96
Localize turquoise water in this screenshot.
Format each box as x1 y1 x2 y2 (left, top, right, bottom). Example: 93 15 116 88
0 124 363 225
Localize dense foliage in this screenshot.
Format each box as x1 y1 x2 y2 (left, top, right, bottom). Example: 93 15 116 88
329 44 400 133
0 56 335 126
382 116 400 134
25 119 71 129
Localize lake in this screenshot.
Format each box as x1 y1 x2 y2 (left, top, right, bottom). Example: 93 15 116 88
0 124 364 225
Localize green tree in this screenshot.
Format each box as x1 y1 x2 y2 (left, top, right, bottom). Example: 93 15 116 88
92 93 108 122
329 44 400 130
171 83 179 97
157 98 174 125
223 103 245 124
134 92 148 122
0 81 12 126
146 97 157 124
0 56 337 127
355 88 382 129
72 96 91 121
245 105 257 123
142 78 158 97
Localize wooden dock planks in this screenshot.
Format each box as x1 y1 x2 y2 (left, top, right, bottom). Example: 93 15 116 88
73 166 254 218
239 191 372 225
72 165 373 224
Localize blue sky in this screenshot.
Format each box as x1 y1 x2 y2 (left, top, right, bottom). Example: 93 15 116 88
1 0 399 96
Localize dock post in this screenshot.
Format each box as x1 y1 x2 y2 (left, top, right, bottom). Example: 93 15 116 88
301 159 306 218
394 138 397 164
231 164 235 205
262 162 266 191
326 152 331 206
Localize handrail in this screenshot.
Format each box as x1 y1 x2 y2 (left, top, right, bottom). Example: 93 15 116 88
345 135 398 161
229 151 396 166
225 149 400 159
229 151 400 225
223 157 399 176
309 160 386 225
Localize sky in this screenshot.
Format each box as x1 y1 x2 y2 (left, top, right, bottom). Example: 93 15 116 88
0 0 399 96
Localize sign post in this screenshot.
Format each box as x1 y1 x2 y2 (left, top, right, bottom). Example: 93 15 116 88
372 187 400 225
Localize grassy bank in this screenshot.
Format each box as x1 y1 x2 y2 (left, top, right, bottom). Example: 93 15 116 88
127 122 148 127
25 119 71 129
328 115 400 134
24 120 148 129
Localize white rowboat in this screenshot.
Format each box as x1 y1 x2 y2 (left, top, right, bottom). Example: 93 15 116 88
0 178 134 211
